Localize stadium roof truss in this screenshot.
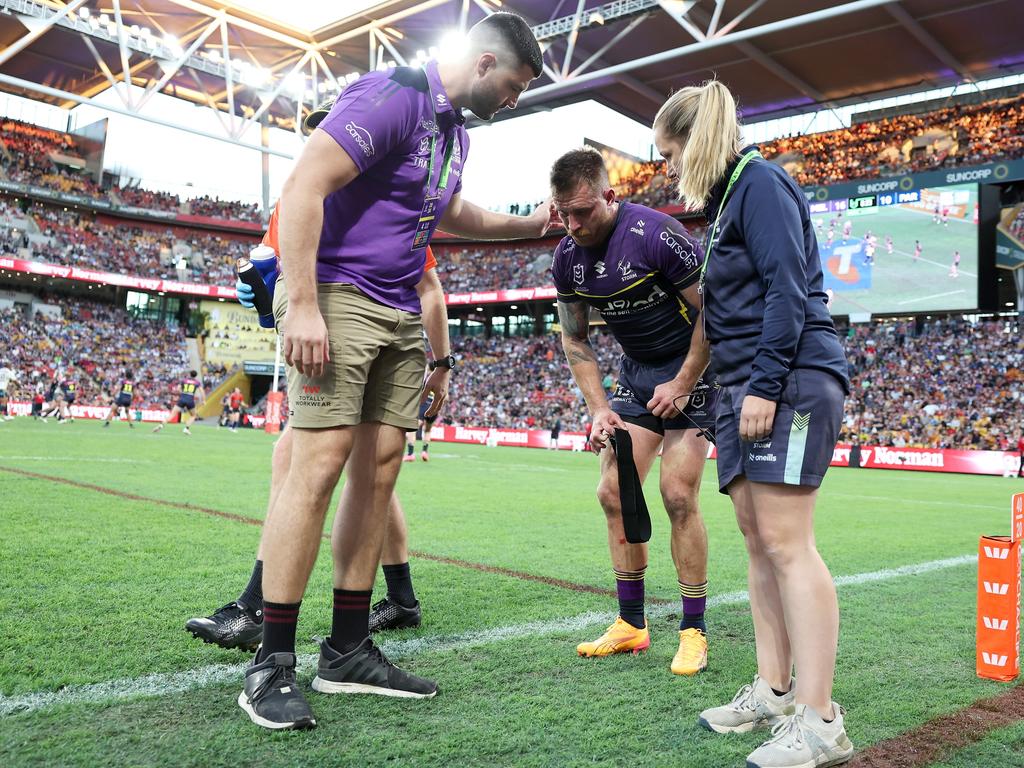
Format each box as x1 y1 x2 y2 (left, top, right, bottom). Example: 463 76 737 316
0 0 1021 157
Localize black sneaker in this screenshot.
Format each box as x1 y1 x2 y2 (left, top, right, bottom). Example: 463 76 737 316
368 597 422 633
311 637 438 699
238 651 316 730
185 601 263 651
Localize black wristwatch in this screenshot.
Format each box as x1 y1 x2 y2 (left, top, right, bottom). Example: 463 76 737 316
429 354 456 371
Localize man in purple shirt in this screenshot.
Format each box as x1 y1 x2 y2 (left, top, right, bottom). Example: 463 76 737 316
549 148 716 677
241 13 557 731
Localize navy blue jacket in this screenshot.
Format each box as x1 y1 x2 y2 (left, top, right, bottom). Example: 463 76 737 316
702 147 849 400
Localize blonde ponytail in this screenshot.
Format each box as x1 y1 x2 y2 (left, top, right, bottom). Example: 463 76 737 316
653 79 743 210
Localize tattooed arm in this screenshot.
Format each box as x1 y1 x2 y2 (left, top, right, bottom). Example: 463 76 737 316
558 299 625 451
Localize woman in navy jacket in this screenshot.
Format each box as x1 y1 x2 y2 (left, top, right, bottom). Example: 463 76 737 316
653 80 854 768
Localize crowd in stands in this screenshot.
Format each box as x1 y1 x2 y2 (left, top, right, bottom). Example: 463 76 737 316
840 317 1023 451
433 243 554 292
2 202 253 284
1 283 1021 452
760 93 1024 186
1 294 194 409
0 117 263 222
445 331 621 432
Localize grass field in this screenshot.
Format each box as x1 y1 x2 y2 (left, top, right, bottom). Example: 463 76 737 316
815 183 978 316
1 418 1022 767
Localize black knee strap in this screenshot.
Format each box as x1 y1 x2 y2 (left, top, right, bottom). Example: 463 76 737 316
612 428 651 544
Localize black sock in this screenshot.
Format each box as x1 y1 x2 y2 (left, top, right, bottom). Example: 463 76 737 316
406 443 414 456
260 600 301 659
238 560 263 615
422 443 429 453
329 589 372 654
383 562 416 607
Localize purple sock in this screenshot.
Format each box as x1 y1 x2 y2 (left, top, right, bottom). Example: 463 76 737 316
679 580 708 632
614 567 646 629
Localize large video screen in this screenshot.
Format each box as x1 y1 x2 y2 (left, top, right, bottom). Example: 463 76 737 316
811 183 978 315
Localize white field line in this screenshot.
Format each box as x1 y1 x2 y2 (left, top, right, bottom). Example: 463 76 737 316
0 554 976 718
897 290 967 306
0 456 154 464
826 492 1005 512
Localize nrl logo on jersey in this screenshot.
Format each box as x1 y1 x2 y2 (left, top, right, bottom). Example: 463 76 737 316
573 263 585 284
629 219 646 236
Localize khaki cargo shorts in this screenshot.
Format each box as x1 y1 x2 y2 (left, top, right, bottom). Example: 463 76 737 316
273 280 425 430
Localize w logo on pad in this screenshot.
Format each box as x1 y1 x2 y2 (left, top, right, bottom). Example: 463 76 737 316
983 617 1009 631
983 546 1010 559
982 652 1008 667
983 582 1010 595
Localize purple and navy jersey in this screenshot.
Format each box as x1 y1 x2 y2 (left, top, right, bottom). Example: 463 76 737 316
551 202 703 363
60 379 76 396
118 379 134 398
315 60 469 314
179 378 201 397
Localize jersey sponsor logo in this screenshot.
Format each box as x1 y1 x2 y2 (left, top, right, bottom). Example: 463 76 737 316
659 229 698 269
594 260 606 277
599 284 668 315
748 452 778 462
345 121 375 157
629 219 646 236
419 118 438 132
436 93 448 108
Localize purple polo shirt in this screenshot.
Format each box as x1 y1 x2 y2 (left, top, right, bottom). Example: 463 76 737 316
316 60 469 313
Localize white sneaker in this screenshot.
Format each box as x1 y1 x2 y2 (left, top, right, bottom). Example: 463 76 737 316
698 675 795 734
746 702 854 768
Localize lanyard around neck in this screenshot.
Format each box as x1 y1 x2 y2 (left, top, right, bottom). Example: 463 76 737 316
424 74 457 196
424 129 456 195
698 149 762 293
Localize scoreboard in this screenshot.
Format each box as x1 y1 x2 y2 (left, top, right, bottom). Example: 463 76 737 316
810 190 922 217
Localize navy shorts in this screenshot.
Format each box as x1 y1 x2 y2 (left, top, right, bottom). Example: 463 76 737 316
177 396 196 411
610 354 719 435
115 394 132 408
715 368 845 494
65 395 75 405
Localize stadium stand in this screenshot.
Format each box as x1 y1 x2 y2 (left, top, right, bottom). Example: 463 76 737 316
2 293 195 409
4 294 1019 451
840 317 1023 451
0 201 253 283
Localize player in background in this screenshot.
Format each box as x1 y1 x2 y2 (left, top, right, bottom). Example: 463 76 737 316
842 219 852 239
941 207 949 226
825 227 834 248
885 234 894 255
949 250 960 278
933 203 940 223
0 364 16 421
548 412 562 450
227 387 248 432
405 389 437 462
152 371 204 435
551 148 715 676
103 372 136 428
60 376 78 422
914 239 922 262
31 382 44 420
